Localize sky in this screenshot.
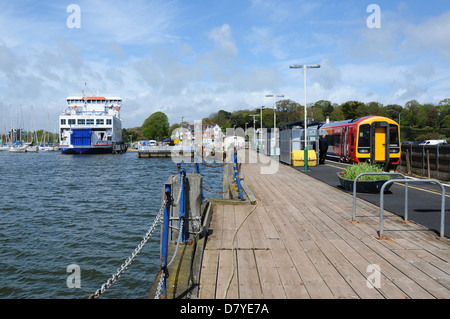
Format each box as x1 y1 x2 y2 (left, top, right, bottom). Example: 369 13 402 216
0 0 449 130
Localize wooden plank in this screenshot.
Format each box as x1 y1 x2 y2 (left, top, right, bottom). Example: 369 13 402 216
221 205 236 250
236 249 263 299
254 249 286 298
199 249 219 299
216 249 239 299
246 208 269 249
268 238 310 298
206 205 223 250
283 237 334 299
234 205 254 250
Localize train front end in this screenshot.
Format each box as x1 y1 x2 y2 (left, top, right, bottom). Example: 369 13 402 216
356 116 401 169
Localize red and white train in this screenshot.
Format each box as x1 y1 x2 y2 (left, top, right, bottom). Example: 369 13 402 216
318 115 401 169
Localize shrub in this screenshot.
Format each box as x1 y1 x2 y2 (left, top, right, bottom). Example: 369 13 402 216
341 163 389 181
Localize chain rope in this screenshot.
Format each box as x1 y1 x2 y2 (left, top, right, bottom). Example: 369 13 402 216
89 169 205 299
199 161 228 168
89 198 167 299
154 269 165 299
201 185 228 194
154 174 187 299
155 211 185 299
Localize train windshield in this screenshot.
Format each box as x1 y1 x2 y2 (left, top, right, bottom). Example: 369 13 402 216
358 124 370 149
390 125 399 146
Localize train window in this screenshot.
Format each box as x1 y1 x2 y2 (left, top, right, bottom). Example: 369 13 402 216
358 124 370 153
358 124 370 147
390 125 399 146
351 133 355 146
330 134 340 146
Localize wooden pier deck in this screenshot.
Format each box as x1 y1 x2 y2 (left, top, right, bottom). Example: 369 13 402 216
198 152 450 299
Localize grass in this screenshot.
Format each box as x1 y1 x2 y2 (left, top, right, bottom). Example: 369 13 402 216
341 163 390 181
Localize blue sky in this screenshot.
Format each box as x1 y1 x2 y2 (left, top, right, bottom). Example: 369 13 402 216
0 0 449 130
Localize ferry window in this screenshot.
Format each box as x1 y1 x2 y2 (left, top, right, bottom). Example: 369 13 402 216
358 124 370 148
96 119 104 125
86 119 94 125
77 119 85 125
61 119 66 125
68 119 76 125
390 125 399 146
106 119 112 125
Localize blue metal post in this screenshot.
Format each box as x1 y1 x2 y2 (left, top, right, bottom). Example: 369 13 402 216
179 168 187 242
194 159 204 203
233 147 244 200
160 183 172 299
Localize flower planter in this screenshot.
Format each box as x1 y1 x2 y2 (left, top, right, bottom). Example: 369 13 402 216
337 172 392 193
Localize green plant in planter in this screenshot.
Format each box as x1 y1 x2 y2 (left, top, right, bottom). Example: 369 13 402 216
341 163 390 181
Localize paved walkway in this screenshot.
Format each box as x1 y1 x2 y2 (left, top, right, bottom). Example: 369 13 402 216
199 152 450 299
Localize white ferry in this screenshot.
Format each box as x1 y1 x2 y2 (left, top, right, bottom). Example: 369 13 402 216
59 91 127 154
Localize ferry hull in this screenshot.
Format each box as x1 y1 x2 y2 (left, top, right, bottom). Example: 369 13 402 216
60 147 113 155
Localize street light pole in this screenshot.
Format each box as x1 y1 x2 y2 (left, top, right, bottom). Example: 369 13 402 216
250 114 258 150
289 64 320 171
260 106 264 153
265 94 284 159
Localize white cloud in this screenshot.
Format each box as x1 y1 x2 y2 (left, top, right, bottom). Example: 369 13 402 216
1 1 450 132
401 11 450 61
246 27 288 60
207 24 238 58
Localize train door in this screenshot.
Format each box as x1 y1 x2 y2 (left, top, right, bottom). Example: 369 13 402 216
371 122 389 164
340 127 349 161
374 127 385 161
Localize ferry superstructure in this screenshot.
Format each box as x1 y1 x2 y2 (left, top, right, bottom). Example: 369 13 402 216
59 93 127 154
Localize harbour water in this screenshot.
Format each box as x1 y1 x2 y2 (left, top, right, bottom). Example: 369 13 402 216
0 151 223 299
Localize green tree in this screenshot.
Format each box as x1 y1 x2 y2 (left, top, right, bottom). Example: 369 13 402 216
142 111 169 140
329 106 345 121
340 101 365 119
314 100 333 118
385 104 403 122
355 103 370 117
229 110 252 128
122 128 138 143
404 100 426 127
209 110 231 128
276 99 303 125
311 105 324 121
366 101 386 116
438 99 450 128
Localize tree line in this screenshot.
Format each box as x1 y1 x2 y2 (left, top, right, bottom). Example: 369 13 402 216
202 98 450 142
123 98 450 143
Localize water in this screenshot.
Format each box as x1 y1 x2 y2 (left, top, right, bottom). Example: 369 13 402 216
0 151 223 299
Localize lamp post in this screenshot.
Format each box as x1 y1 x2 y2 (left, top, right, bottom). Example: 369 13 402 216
289 64 320 171
265 94 284 159
250 114 258 150
260 106 264 153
